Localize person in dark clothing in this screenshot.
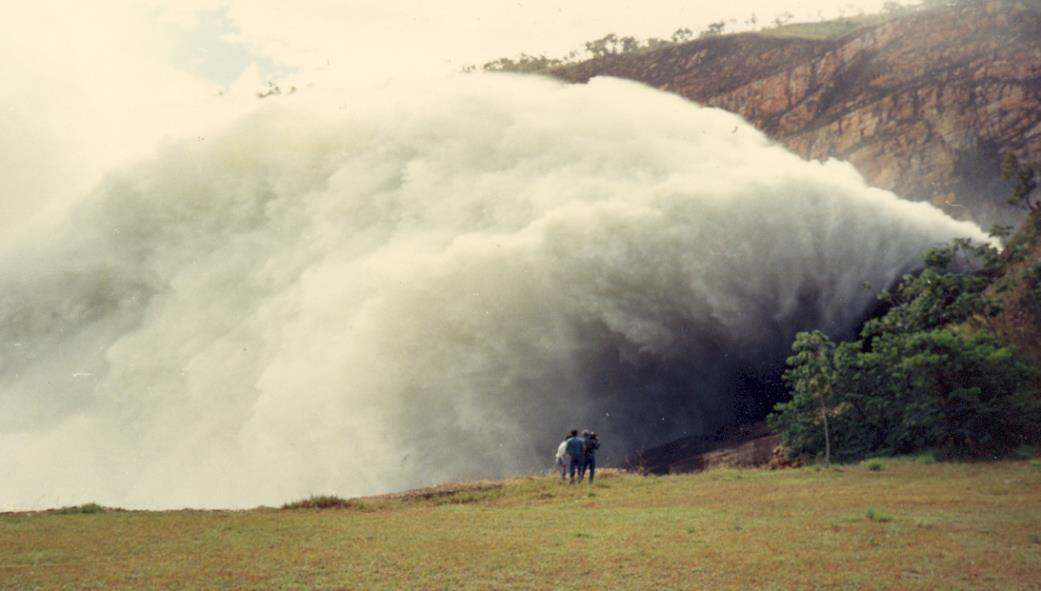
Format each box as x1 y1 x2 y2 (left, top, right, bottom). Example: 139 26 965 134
564 429 586 483
580 432 600 483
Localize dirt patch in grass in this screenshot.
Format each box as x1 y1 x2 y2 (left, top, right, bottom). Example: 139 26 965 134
366 480 505 504
629 421 781 474
281 495 372 511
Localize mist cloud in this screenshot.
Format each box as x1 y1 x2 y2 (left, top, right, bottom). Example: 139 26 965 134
0 75 985 509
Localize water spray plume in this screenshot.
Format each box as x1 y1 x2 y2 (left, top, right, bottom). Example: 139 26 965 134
0 75 985 509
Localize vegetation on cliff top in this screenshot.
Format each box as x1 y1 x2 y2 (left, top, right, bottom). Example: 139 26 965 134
466 1 944 74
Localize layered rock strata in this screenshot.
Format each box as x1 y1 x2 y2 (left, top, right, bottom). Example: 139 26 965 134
553 0 1041 224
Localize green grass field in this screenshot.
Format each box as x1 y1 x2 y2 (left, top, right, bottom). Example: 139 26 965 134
3 458 1041 590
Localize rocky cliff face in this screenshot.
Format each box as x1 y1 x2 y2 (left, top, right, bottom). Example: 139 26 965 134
552 0 1041 225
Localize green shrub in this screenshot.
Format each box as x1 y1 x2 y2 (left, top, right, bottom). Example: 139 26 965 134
863 459 885 472
1015 445 1040 459
865 508 893 523
281 495 367 510
914 449 943 464
54 503 107 514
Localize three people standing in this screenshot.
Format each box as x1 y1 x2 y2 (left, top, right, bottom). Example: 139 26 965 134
556 429 600 483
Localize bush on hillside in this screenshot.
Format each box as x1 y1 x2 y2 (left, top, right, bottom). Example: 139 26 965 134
281 495 368 510
772 329 1040 460
770 239 1041 461
53 503 108 514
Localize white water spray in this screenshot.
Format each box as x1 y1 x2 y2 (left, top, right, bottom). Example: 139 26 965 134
0 75 985 509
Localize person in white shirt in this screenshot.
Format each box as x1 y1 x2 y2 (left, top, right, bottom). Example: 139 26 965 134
555 430 578 480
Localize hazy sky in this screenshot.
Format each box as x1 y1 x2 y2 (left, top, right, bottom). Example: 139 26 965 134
0 0 908 237
214 0 902 81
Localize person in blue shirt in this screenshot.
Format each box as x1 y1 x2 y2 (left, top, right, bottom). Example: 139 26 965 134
564 429 586 483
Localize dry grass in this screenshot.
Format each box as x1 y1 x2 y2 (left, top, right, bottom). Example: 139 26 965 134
2 459 1041 589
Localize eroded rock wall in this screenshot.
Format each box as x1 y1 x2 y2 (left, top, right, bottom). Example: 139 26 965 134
553 0 1041 224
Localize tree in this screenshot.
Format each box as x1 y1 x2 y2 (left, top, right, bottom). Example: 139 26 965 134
862 330 1038 456
482 54 563 73
619 36 640 54
1001 153 1040 212
775 331 837 465
482 57 516 71
670 27 693 43
771 12 794 28
773 330 1039 461
865 239 1002 340
585 33 620 58
700 21 726 38
771 238 1039 462
988 224 1014 241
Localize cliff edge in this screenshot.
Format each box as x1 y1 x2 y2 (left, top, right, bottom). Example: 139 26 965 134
551 0 1041 225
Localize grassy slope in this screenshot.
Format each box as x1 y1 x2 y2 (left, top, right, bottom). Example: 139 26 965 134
3 459 1041 590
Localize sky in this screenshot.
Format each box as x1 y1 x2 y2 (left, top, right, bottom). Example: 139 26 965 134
0 0 909 240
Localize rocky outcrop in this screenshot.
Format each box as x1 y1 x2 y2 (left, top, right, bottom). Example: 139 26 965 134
552 0 1041 225
626 422 780 474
